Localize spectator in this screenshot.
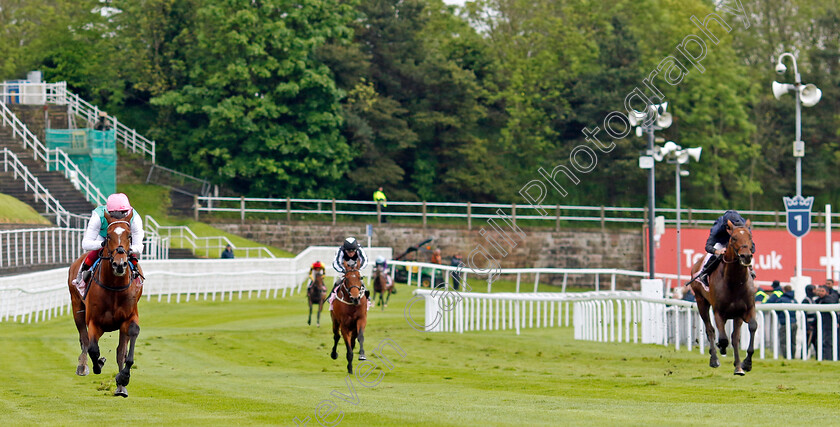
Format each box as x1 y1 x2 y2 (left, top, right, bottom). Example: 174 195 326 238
94 112 111 131
755 287 770 304
766 280 783 302
774 285 797 359
450 254 464 290
373 187 387 223
430 248 442 265
815 285 839 360
802 284 818 358
221 244 235 259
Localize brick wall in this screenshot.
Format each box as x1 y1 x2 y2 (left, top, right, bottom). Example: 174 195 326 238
213 222 644 288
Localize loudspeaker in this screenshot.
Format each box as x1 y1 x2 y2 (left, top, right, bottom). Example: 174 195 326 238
800 83 822 107
685 147 702 162
772 81 791 100
655 112 672 129
661 141 680 157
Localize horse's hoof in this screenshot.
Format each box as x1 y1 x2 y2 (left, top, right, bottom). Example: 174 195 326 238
317 323 320 327
359 354 366 361
76 365 89 376
331 351 338 360
307 320 311 325
734 368 745 376
114 385 128 398
710 359 720 368
93 357 106 375
743 362 752 372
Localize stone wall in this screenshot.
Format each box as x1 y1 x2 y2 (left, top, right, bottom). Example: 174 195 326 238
212 221 644 288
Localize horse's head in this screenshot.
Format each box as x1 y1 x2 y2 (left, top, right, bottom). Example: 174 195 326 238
104 209 133 277
726 219 753 267
342 262 364 305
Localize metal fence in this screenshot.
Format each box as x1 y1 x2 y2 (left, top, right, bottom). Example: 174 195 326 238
144 215 274 259
194 196 835 229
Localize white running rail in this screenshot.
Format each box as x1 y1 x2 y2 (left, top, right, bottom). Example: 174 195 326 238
0 227 84 269
0 246 393 323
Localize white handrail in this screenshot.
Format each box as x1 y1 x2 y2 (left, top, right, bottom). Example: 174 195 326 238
1 148 72 227
0 100 107 206
144 215 275 259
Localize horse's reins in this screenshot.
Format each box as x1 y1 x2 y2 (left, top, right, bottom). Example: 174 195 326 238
92 220 134 292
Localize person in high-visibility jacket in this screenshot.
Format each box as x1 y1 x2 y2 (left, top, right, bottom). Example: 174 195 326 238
373 187 387 222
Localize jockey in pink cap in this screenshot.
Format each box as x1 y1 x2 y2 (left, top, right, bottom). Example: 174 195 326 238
71 193 145 296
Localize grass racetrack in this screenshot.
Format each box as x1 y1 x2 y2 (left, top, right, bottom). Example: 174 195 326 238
1 284 838 426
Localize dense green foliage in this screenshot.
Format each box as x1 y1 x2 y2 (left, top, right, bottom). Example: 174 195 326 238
1 0 839 210
2 293 840 425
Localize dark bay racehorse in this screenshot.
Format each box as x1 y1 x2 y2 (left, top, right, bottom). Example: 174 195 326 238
330 263 368 374
372 264 393 310
689 219 757 375
68 210 143 397
307 269 327 326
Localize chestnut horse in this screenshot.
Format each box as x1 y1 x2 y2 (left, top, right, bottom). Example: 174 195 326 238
372 264 393 310
68 210 143 397
330 263 368 374
689 219 757 375
307 269 327 326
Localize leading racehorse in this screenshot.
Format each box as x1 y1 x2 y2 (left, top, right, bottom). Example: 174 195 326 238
330 262 368 374
68 210 143 397
689 219 757 375
307 269 327 326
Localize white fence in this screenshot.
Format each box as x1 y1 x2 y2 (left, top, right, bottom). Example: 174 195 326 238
144 216 274 259
0 246 393 323
0 227 84 269
414 288 840 361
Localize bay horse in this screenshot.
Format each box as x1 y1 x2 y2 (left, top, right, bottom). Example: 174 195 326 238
689 219 757 375
330 262 368 374
68 210 143 397
307 269 327 326
372 264 393 310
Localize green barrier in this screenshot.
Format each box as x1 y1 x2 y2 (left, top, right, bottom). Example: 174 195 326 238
45 128 116 196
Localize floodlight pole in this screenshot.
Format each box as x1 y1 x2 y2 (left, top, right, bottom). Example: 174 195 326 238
648 123 656 280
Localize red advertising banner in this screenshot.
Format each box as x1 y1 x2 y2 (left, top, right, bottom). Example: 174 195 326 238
652 227 834 286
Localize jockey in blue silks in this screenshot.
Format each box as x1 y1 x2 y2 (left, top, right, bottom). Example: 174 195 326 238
695 210 756 286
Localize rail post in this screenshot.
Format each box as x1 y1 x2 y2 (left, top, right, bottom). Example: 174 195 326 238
332 198 336 225
194 195 199 221
286 197 291 222
422 201 427 228
240 196 245 223
467 201 472 230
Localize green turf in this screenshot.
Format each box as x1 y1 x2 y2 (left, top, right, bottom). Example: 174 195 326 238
1 285 838 426
0 193 51 225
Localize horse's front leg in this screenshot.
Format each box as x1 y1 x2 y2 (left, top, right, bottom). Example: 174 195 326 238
344 327 354 374
308 301 313 325
72 293 89 376
115 320 140 397
731 317 745 375
330 316 340 360
357 320 367 361
86 323 106 375
742 315 757 372
696 297 719 368
316 302 323 327
714 311 729 356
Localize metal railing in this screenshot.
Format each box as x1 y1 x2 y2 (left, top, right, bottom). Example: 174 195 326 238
194 196 832 229
144 216 275 259
1 148 74 227
0 100 108 206
146 163 212 196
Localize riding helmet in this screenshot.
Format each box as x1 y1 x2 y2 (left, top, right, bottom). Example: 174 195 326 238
343 237 360 251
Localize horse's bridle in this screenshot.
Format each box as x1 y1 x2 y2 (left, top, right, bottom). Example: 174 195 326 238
100 220 132 262
335 270 365 306
92 220 133 292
